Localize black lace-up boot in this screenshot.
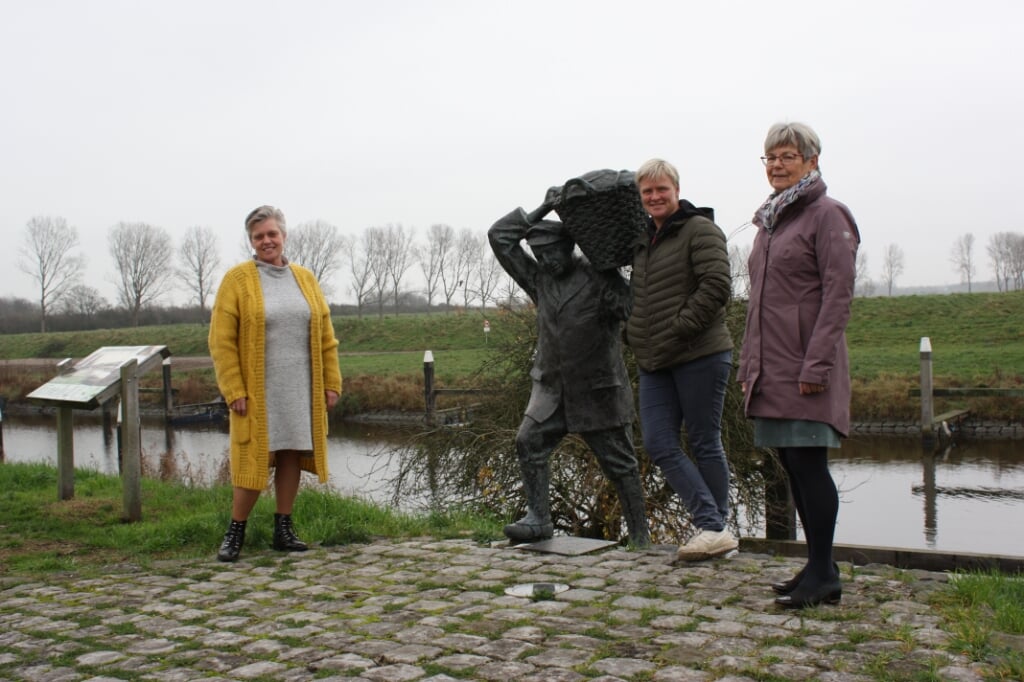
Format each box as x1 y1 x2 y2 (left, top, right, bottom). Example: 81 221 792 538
272 513 309 552
217 519 246 562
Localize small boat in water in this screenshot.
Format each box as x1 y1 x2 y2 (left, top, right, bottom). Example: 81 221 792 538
169 400 228 426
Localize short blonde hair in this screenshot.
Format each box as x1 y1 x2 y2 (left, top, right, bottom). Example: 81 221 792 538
244 205 287 237
635 159 679 190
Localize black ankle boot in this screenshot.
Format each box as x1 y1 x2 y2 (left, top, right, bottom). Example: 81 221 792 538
272 513 308 552
771 561 839 595
217 519 246 562
775 576 842 609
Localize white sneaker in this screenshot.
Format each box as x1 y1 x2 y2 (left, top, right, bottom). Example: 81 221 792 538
675 529 739 562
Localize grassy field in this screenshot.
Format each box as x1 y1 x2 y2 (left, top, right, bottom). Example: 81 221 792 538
1 293 1022 420
0 310 508 359
845 292 1024 380
0 461 502 575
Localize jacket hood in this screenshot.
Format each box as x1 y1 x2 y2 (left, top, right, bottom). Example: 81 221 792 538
646 200 715 243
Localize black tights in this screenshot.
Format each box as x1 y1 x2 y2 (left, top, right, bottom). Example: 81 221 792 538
779 446 839 583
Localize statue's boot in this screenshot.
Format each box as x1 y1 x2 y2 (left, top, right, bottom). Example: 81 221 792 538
504 463 554 543
613 474 652 549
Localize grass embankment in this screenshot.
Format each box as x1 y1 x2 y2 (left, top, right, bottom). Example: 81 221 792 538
0 311 505 416
1 293 1023 421
0 461 502 576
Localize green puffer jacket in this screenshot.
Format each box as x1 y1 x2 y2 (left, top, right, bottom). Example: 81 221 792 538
626 201 733 372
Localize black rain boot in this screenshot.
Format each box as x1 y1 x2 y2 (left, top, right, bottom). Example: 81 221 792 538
613 475 652 549
217 519 246 562
272 513 309 552
504 461 554 544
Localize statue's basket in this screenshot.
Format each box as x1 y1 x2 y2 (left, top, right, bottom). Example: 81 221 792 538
554 175 646 270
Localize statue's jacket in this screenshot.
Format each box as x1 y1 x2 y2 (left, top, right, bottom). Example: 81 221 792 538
489 209 635 433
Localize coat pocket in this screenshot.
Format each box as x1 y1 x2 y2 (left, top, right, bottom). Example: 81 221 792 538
230 411 251 444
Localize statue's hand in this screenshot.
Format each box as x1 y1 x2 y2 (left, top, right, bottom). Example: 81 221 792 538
525 199 555 225
598 269 631 317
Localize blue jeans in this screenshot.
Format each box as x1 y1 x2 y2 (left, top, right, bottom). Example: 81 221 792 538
639 350 732 531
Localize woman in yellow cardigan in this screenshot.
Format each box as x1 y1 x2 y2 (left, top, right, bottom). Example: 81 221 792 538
209 205 341 562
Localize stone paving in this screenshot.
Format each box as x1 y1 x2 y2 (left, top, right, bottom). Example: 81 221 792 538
0 539 995 681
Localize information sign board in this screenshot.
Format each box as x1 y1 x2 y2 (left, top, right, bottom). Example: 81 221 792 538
27 345 170 409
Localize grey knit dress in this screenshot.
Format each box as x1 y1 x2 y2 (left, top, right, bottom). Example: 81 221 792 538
257 260 313 453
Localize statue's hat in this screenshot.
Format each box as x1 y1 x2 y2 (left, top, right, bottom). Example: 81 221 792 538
525 220 572 247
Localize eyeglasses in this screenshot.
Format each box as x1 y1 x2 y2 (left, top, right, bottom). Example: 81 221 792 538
760 153 804 166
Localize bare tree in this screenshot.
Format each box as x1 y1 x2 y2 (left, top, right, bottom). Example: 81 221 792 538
365 226 391 318
728 243 751 299
854 250 875 297
435 228 475 311
109 221 174 326
60 284 108 317
18 216 85 332
472 250 503 311
456 229 483 309
382 223 415 311
342 234 367 318
178 225 221 317
881 243 905 296
1009 234 1024 291
988 232 1011 292
949 233 976 293
288 220 344 296
421 223 454 307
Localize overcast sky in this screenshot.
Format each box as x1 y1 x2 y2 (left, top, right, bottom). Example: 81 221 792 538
4 0 1023 305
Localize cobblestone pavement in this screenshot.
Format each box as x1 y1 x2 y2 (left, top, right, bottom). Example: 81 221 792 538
0 539 994 681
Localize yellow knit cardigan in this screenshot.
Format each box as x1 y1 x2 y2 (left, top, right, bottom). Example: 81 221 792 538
208 261 342 490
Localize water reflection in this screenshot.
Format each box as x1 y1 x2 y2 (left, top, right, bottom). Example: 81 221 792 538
826 436 1024 556
2 413 408 504
3 414 1023 556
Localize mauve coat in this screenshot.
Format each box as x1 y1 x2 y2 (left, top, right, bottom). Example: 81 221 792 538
737 180 860 437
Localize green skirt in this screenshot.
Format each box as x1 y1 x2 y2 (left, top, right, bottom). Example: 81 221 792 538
753 418 841 449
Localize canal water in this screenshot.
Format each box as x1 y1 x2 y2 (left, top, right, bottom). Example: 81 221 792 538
3 414 1022 557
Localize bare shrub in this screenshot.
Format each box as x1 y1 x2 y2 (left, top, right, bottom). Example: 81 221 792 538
387 302 774 544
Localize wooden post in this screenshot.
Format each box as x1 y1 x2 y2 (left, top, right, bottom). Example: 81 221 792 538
101 398 116 449
162 357 173 420
120 359 142 522
423 350 436 426
920 337 934 445
55 358 76 499
57 406 74 500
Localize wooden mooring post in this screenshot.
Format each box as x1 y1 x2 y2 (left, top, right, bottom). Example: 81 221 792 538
423 350 436 426
920 337 935 444
422 350 490 426
915 336 977 448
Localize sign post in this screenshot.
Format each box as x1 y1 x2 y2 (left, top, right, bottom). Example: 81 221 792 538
483 319 490 345
120 359 142 521
27 346 169 517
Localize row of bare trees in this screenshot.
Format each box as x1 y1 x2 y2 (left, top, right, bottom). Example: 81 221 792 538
19 213 1024 334
985 232 1024 292
727 242 894 298
343 223 513 318
17 219 222 330
729 231 1024 299
17 215 523 332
